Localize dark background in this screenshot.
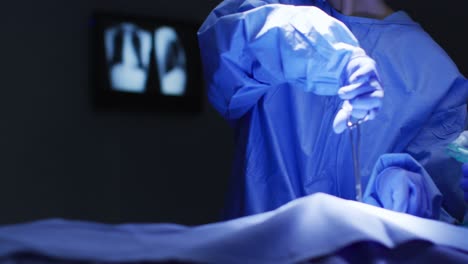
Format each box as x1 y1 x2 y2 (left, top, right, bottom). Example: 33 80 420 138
0 0 466 226
390 0 467 76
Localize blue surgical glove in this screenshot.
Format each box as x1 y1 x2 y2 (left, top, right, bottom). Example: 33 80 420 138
462 163 468 202
333 55 384 133
374 167 429 216
363 153 442 219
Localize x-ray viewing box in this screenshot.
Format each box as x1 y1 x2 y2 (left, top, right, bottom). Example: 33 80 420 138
90 12 204 113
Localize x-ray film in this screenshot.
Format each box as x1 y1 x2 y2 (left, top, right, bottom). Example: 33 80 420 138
91 12 203 113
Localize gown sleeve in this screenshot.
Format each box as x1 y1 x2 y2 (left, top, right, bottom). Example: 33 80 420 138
197 0 366 120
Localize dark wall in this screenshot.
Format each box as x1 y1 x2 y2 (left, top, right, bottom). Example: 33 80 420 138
392 0 467 76
0 0 231 226
0 0 465 227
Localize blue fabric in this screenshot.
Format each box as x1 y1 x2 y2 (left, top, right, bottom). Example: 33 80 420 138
198 0 468 221
1 194 468 264
462 163 468 201
3 243 468 264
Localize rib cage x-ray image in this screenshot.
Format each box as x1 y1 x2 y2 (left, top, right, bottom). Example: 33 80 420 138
104 22 187 96
154 26 187 96
105 23 152 93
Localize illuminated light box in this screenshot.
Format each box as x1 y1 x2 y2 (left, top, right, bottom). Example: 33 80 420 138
90 12 203 113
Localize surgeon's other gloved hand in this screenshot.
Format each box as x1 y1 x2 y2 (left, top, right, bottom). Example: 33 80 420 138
363 153 442 219
373 167 430 216
462 163 468 202
333 54 384 133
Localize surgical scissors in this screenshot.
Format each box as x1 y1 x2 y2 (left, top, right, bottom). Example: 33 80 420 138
347 117 364 202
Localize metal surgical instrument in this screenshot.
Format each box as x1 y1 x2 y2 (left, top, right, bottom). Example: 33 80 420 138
347 117 364 202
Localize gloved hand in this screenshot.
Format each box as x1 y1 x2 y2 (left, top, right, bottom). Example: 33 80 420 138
363 153 442 219
333 55 384 133
373 167 429 216
462 163 468 202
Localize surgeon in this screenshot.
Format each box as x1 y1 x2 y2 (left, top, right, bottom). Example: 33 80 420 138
197 0 468 222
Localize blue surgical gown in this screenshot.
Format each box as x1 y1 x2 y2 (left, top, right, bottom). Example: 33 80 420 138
197 0 468 221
